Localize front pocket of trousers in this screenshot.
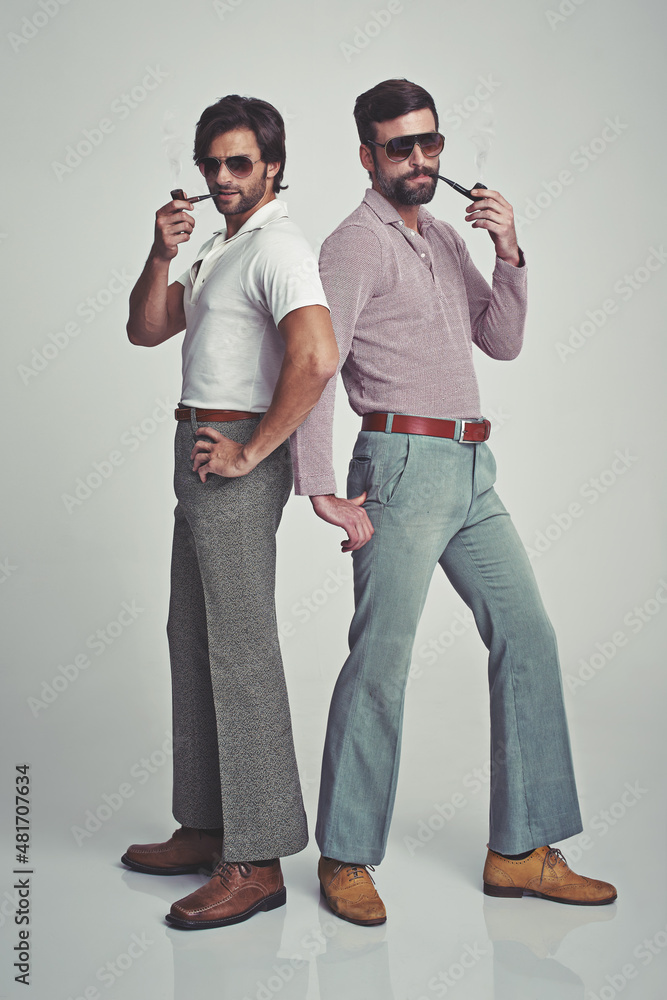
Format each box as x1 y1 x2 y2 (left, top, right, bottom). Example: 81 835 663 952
474 442 498 496
379 436 411 505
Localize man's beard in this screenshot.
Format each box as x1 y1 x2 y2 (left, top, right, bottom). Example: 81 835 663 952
214 162 269 215
373 158 438 206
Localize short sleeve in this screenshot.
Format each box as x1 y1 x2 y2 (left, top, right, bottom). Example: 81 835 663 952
241 225 329 325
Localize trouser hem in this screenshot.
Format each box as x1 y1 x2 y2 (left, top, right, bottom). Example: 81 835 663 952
488 818 584 856
222 836 309 863
316 834 385 867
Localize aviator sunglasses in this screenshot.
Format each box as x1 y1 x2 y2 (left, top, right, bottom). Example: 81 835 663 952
197 154 262 179
365 131 445 162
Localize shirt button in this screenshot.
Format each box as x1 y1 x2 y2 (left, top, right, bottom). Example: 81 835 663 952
421 253 426 258
398 221 404 226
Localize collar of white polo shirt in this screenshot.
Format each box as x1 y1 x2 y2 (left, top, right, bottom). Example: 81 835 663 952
187 199 289 303
210 197 288 237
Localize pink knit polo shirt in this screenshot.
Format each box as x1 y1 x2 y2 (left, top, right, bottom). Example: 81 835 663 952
291 188 527 496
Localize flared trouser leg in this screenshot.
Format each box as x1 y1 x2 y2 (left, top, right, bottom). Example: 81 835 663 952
168 501 222 826
439 493 582 854
316 431 582 864
167 418 308 861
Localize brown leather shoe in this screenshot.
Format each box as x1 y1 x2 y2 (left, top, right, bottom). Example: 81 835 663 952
318 856 386 926
121 826 223 875
166 860 286 929
483 845 617 905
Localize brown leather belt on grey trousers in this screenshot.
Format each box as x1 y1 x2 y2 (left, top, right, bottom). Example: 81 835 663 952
175 408 260 422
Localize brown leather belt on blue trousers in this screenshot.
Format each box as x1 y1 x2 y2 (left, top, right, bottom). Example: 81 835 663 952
361 413 491 442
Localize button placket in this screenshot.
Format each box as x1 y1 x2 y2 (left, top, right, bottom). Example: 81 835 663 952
190 236 237 302
392 221 434 280
414 233 433 274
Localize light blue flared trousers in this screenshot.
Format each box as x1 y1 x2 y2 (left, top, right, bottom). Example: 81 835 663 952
315 427 583 864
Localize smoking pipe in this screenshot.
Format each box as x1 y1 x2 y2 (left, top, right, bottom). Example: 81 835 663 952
438 177 487 200
170 188 216 203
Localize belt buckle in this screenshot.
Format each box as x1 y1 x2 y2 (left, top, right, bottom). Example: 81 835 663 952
458 419 488 444
458 419 474 444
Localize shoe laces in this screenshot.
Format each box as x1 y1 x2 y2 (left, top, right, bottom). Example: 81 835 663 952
212 861 252 886
333 862 377 885
540 847 568 883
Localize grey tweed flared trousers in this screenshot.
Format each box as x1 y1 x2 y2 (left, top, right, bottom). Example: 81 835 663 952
166 415 308 861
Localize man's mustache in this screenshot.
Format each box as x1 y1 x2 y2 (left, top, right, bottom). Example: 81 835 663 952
405 167 438 179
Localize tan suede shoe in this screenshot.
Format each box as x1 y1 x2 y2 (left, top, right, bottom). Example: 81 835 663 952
121 826 223 875
318 856 387 926
483 846 617 905
166 860 286 929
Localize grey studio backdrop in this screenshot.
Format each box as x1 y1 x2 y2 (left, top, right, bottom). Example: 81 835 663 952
1 0 666 998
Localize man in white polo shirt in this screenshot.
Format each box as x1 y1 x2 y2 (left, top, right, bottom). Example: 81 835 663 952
122 94 337 930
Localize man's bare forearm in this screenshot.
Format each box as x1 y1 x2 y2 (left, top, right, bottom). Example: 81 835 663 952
127 195 192 346
244 354 335 467
241 305 338 468
190 352 337 480
127 255 172 346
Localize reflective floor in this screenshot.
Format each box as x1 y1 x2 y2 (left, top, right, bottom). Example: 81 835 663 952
25 815 665 1000
8 567 664 1000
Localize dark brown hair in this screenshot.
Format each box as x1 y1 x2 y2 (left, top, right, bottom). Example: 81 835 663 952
193 94 287 194
353 78 439 144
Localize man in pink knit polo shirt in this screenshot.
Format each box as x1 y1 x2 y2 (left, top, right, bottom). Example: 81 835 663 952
291 79 616 924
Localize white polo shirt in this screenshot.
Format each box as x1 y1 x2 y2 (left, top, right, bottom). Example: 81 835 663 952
176 199 329 410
